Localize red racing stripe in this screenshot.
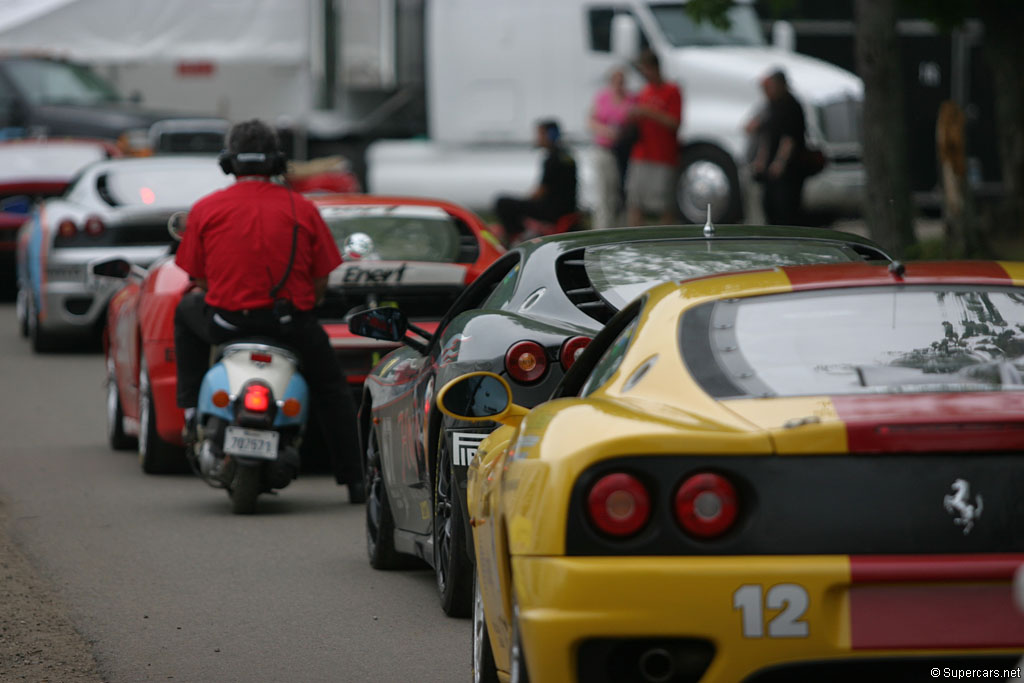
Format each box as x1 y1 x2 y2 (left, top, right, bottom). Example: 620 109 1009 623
850 582 1024 649
851 553 1024 582
782 260 1013 291
831 393 1024 453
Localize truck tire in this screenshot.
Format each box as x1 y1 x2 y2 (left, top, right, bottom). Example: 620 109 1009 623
676 144 743 225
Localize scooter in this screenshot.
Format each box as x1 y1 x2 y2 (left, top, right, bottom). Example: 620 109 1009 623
191 340 309 514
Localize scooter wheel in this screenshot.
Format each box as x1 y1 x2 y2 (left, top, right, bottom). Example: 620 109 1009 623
230 465 261 515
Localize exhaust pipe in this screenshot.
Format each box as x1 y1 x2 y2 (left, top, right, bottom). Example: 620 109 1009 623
638 647 675 683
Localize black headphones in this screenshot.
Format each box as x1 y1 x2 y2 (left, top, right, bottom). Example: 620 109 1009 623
217 149 288 176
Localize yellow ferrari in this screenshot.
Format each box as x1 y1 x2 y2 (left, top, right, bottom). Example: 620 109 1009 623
436 261 1024 683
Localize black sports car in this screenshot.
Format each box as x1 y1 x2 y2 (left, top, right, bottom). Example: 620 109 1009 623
347 224 891 617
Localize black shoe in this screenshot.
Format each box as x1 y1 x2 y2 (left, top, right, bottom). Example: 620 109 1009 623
181 414 197 446
347 480 366 505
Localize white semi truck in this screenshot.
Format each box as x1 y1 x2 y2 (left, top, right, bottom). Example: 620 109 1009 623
363 0 865 223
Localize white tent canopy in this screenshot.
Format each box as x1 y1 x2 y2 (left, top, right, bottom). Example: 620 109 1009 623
0 0 309 64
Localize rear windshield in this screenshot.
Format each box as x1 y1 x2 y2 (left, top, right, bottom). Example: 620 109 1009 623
682 285 1024 398
319 205 462 262
100 164 230 207
585 239 861 310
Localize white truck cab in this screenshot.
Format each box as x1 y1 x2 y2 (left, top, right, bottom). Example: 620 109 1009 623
368 0 865 223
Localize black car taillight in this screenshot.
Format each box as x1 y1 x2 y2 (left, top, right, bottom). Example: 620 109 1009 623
586 472 651 537
559 336 591 370
504 340 547 383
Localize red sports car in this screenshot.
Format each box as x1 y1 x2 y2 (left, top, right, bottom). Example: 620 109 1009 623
102 193 504 473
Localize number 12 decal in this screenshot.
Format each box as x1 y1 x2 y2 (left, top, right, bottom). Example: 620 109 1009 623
733 584 809 638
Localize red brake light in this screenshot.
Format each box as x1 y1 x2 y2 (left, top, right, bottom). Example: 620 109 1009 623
559 336 591 370
84 216 105 237
243 384 271 412
586 473 651 537
250 352 273 364
57 220 77 238
504 340 547 383
674 473 738 539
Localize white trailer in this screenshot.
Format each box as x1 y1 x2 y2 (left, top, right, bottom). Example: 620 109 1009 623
365 0 865 223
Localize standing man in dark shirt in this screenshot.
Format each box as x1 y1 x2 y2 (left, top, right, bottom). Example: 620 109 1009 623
750 69 807 225
173 119 364 502
494 119 577 244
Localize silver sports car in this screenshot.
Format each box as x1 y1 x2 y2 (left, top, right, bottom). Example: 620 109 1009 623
16 155 231 350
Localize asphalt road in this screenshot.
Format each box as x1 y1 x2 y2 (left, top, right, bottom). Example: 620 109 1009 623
0 304 469 683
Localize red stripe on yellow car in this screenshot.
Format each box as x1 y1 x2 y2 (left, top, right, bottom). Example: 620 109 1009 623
848 554 1024 650
831 393 1024 453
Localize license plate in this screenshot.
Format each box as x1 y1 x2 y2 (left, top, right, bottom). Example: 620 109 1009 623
223 427 279 460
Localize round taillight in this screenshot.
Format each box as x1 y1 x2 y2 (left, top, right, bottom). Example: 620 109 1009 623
674 473 738 539
84 216 105 237
504 340 547 383
243 384 271 412
57 220 77 239
281 398 302 418
586 472 651 537
559 336 591 370
212 390 231 408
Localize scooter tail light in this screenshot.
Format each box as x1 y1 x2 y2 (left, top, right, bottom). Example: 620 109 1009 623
211 390 230 408
674 472 739 539
559 336 591 370
586 472 651 537
243 384 271 412
504 340 547 383
250 352 273 364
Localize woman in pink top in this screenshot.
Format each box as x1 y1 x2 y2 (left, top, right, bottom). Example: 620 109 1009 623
589 68 633 229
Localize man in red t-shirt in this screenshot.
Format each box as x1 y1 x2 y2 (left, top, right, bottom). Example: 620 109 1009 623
173 119 364 502
625 50 682 226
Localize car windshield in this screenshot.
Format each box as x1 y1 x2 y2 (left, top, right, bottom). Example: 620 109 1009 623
5 59 121 106
648 3 765 47
683 285 1024 398
100 163 230 207
0 144 107 182
319 205 463 262
584 239 861 310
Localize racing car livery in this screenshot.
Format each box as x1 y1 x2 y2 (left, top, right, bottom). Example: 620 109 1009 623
348 224 891 617
437 261 1024 683
101 194 502 473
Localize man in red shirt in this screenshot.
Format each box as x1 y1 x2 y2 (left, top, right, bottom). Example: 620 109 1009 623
173 119 364 502
625 50 683 226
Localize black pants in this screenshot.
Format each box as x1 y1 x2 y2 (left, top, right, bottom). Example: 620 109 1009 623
761 172 806 226
494 196 564 241
174 291 362 485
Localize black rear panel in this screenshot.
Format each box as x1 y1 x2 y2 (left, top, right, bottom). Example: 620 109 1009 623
53 221 172 248
318 284 463 322
565 454 1024 556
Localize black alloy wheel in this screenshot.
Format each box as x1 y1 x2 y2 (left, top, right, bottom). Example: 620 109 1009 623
433 431 474 617
365 426 417 569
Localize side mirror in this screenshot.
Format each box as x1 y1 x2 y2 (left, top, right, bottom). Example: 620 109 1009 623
436 371 528 426
167 211 187 241
772 20 795 52
348 307 409 342
90 257 132 279
611 13 640 62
